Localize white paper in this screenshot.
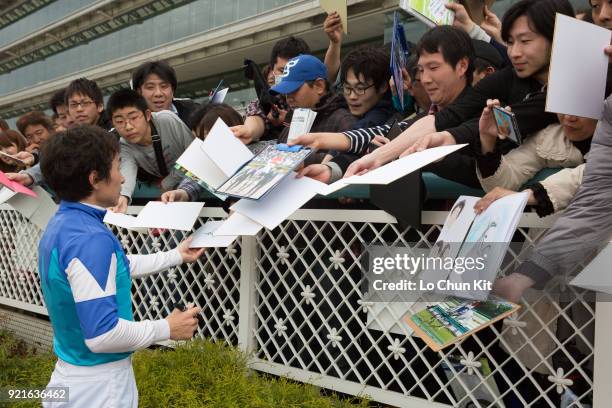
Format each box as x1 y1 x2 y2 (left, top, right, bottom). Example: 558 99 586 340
214 212 263 236
287 109 317 142
0 187 17 204
570 245 612 294
230 173 323 230
6 187 58 230
176 138 228 189
27 188 58 230
190 221 237 248
344 144 466 185
135 202 204 231
317 179 350 196
211 87 229 104
202 118 253 176
103 211 148 234
547 14 611 119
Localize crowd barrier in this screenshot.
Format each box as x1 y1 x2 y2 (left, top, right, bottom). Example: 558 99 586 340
0 201 609 408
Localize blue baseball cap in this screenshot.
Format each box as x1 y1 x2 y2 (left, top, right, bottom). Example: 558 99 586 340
269 54 328 95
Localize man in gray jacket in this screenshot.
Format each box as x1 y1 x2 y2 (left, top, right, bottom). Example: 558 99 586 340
106 89 194 213
494 94 612 302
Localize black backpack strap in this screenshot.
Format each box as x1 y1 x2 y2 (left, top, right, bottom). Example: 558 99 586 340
150 121 168 177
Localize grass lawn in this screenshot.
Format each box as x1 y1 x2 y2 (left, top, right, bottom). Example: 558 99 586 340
0 330 370 407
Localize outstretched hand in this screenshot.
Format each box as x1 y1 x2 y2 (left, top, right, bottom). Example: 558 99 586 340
177 236 206 263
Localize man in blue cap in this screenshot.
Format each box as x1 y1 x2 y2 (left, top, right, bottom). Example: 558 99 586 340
270 54 356 163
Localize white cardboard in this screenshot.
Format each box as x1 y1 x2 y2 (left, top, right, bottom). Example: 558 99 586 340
190 221 237 248
214 212 263 236
546 14 611 119
201 118 253 177
230 174 323 230
135 202 204 231
343 144 466 185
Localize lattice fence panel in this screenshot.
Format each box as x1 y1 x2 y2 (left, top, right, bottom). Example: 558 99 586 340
252 217 594 408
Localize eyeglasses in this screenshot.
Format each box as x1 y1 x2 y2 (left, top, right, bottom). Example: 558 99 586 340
112 112 144 128
68 100 95 110
342 83 375 96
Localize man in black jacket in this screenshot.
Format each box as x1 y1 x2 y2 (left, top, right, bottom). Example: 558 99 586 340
131 60 200 127
298 26 480 186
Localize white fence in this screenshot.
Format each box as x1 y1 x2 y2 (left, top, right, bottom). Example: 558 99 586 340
0 203 609 408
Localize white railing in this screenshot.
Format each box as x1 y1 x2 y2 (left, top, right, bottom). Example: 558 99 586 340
0 203 608 408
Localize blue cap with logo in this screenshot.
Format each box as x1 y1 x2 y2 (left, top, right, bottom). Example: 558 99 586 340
269 54 328 95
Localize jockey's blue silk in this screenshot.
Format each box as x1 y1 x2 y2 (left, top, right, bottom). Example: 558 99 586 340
39 201 133 366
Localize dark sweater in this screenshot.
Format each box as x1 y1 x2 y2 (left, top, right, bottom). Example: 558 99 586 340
436 66 558 145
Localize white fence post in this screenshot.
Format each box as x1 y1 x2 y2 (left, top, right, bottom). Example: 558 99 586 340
593 293 612 407
237 235 258 354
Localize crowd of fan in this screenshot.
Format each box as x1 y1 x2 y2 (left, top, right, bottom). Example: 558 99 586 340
1 0 611 303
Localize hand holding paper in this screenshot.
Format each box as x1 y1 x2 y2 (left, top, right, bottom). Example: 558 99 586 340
0 170 37 198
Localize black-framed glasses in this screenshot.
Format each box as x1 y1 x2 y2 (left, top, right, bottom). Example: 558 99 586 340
112 112 144 128
342 83 375 96
68 100 95 110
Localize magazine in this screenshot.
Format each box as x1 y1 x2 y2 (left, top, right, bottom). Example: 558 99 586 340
390 11 411 110
216 144 312 200
399 0 456 27
405 296 520 351
209 80 229 104
175 118 312 201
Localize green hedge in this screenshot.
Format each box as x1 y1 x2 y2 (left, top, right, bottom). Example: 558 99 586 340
0 330 369 408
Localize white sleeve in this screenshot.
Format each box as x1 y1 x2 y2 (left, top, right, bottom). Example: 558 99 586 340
126 249 183 278
85 318 170 353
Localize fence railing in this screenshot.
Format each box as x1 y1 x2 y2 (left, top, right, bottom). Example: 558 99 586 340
0 203 608 408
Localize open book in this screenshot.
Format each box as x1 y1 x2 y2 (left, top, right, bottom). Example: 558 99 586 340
175 118 312 200
419 192 529 301
399 0 456 26
405 296 520 351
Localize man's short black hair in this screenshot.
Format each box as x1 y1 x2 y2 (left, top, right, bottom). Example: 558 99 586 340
340 46 391 92
41 125 119 202
269 36 311 67
416 26 475 85
49 89 66 115
501 0 574 44
65 78 104 106
131 60 178 92
106 89 149 116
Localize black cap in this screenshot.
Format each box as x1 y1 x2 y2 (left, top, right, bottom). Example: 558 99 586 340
472 39 504 69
